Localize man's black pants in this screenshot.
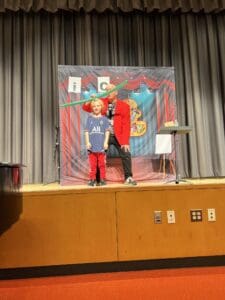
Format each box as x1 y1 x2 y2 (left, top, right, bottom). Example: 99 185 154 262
108 134 133 180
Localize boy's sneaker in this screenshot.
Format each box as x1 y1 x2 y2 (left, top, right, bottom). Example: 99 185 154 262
124 176 137 186
87 180 96 186
99 179 106 186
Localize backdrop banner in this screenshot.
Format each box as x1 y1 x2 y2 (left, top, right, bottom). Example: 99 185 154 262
58 66 177 185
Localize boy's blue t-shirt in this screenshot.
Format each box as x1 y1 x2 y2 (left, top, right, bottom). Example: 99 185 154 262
85 115 110 152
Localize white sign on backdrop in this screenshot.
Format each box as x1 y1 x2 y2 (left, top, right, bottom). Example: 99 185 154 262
98 77 110 92
68 77 81 93
155 134 172 154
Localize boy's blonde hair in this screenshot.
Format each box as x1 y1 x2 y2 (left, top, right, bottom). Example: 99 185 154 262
90 98 104 110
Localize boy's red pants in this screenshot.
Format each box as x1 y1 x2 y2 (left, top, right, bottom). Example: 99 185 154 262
88 152 106 180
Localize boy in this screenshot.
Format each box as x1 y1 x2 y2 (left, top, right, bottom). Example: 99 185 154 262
83 84 137 186
85 99 110 186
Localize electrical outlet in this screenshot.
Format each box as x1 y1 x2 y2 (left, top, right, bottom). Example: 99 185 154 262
167 210 175 223
207 208 216 222
190 209 202 222
154 211 162 224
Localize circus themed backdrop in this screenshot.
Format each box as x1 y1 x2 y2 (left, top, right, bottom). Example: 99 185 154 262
58 66 177 185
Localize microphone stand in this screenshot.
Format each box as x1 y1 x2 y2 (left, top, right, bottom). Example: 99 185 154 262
53 125 60 183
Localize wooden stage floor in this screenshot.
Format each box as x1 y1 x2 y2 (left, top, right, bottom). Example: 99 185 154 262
21 177 225 192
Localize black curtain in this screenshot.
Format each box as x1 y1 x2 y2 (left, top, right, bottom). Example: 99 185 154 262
1 0 225 13
1 10 225 183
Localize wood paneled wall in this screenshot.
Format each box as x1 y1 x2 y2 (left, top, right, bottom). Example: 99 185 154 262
1 184 225 268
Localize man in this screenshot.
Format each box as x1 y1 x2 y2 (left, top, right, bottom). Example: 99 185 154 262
82 83 137 185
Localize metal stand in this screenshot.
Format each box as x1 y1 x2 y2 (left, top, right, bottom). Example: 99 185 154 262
54 126 61 183
158 126 192 184
43 126 60 185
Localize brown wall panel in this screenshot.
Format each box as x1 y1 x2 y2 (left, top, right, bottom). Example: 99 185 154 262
0 190 117 268
1 185 225 269
116 186 225 261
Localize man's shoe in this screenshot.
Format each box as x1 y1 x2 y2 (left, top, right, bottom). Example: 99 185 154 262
99 179 107 186
124 176 137 186
87 180 96 186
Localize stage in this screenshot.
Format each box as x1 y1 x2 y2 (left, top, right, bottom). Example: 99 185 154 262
21 177 225 192
1 178 225 272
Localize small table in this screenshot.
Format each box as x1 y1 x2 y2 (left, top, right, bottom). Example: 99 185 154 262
0 163 25 192
158 126 192 184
